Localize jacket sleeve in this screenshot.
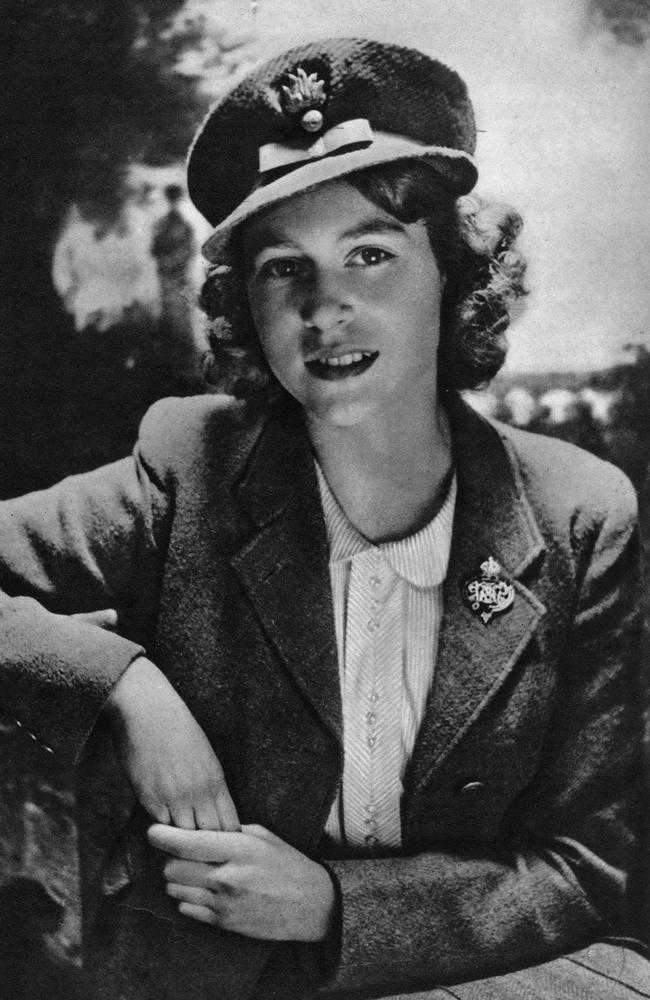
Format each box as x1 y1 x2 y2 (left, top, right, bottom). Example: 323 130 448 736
0 437 170 766
319 475 644 993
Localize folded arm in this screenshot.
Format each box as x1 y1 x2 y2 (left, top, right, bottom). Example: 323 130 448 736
0 436 239 830
0 452 163 761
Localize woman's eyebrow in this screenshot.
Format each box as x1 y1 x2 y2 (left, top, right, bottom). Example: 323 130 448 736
244 216 407 259
339 218 407 240
244 227 298 258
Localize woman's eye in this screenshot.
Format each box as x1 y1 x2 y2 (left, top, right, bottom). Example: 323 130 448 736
258 258 305 280
349 246 394 267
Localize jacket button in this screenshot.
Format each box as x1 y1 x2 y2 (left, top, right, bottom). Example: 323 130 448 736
456 780 484 797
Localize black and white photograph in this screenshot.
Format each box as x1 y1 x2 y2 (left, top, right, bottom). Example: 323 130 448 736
1 2 649 998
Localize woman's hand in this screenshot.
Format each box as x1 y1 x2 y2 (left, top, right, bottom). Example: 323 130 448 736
148 823 336 942
70 608 119 630
106 656 239 832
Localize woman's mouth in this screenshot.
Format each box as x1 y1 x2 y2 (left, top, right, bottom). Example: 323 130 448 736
306 351 379 381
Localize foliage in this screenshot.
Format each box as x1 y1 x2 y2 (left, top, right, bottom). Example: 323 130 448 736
2 1 207 215
0 0 214 314
525 399 609 463
603 345 650 487
491 343 650 490
0 1 250 499
590 0 650 45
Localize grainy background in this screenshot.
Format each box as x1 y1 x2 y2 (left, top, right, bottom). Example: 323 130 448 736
0 2 648 996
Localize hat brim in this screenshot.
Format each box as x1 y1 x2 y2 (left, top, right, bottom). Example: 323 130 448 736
201 135 477 262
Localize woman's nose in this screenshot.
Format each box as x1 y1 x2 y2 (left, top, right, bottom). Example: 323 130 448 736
299 268 352 332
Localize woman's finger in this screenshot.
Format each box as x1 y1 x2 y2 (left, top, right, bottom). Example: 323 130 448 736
241 823 283 844
166 883 214 908
215 785 241 832
146 802 171 825
163 859 212 886
71 609 118 630
193 799 222 832
169 803 197 830
148 824 247 862
178 902 219 925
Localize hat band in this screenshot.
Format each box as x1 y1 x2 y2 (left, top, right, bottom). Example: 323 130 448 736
259 118 374 173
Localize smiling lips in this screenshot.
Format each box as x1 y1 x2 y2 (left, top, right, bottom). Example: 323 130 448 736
306 351 379 381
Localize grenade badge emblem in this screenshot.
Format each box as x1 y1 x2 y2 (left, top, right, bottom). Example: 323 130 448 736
281 66 327 133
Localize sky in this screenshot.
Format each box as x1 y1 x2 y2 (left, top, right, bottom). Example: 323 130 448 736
177 0 650 373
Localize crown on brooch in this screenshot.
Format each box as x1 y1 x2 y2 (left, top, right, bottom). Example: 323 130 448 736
281 67 326 133
480 556 502 579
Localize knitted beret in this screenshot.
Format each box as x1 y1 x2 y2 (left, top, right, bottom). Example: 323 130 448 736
188 37 478 261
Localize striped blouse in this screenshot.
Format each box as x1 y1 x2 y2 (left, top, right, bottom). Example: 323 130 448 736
316 464 456 851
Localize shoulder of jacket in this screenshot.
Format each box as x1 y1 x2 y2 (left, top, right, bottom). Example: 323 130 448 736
491 417 638 527
135 394 264 484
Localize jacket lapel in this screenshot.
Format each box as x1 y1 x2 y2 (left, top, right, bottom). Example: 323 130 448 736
229 397 546 787
230 404 342 744
405 398 547 798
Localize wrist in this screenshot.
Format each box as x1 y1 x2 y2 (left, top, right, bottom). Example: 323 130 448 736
312 863 342 977
105 655 162 722
312 863 339 942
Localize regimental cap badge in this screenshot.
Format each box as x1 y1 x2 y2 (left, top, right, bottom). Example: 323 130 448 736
461 556 515 626
281 66 327 133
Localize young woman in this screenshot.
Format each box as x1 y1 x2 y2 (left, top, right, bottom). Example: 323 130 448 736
0 38 648 1000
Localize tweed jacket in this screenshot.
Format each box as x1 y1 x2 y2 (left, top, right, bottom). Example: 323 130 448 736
0 392 644 999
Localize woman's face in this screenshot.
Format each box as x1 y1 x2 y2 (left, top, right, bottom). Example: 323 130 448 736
242 180 443 429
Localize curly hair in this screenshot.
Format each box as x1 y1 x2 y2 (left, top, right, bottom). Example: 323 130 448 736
199 161 527 399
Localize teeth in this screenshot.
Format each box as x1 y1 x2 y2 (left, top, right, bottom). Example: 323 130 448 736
318 351 368 367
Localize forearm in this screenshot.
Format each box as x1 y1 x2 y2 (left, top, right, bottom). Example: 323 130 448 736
322 836 604 994
0 592 143 763
0 452 167 761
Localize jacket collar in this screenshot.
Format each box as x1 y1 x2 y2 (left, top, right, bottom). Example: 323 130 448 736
231 395 547 767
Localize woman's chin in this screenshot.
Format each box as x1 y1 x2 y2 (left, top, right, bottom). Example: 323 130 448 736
302 396 376 430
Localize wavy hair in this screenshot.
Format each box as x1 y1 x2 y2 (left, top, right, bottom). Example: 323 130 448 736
199 161 527 399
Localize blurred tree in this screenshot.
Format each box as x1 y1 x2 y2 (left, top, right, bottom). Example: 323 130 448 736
603 344 650 488
590 0 650 46
526 397 609 463
0 2 250 496
0 0 209 328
